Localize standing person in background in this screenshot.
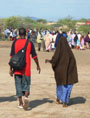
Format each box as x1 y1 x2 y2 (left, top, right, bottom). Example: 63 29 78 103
45 36 78 107
73 33 78 48
27 30 30 40
9 28 41 110
12 29 17 40
31 30 37 45
80 35 85 50
41 30 46 51
51 32 57 50
37 31 42 51
76 33 81 50
10 30 13 41
4 28 10 39
71 32 76 49
84 31 90 49
67 31 72 48
44 31 51 52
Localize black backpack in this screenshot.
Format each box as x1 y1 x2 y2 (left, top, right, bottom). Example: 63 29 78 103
9 39 29 70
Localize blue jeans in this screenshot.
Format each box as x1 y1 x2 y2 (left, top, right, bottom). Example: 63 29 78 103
38 43 41 51
14 75 31 97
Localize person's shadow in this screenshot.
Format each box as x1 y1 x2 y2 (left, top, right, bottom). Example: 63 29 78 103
29 98 53 110
69 97 86 106
0 96 17 103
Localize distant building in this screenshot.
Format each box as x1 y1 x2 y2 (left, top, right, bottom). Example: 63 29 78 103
47 22 56 25
76 22 85 26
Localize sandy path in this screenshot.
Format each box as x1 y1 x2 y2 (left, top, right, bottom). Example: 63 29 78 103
0 41 90 118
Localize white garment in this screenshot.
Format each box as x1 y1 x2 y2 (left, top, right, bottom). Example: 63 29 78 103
77 34 81 40
10 32 13 37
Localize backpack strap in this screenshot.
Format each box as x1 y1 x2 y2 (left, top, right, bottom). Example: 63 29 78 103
23 39 29 50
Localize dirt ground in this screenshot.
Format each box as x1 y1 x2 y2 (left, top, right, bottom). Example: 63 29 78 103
0 41 90 118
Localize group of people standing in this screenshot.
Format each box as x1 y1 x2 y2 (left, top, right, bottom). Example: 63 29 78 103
67 31 90 50
32 29 90 51
9 28 78 110
36 30 57 51
5 28 90 51
4 28 17 41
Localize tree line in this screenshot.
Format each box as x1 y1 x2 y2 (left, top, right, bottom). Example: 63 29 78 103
0 16 90 38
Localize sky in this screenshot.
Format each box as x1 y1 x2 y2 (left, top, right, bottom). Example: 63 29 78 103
0 0 90 21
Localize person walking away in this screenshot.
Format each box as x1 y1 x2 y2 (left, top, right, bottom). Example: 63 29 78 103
9 28 41 110
45 36 78 107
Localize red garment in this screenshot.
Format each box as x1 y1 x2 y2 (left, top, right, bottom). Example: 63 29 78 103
11 39 37 76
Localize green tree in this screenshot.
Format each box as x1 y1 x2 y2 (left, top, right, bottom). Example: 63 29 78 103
5 16 22 29
37 19 47 23
24 17 36 23
78 25 90 34
57 17 76 30
79 18 88 22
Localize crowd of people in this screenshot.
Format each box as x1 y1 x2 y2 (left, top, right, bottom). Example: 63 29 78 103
4 28 90 51
4 28 17 41
67 30 90 50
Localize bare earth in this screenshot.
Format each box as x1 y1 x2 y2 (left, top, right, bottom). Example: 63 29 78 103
0 41 90 118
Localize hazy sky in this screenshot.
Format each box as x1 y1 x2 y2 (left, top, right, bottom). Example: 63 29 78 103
0 0 90 21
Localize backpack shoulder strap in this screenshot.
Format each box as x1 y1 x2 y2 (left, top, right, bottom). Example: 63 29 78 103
23 39 29 50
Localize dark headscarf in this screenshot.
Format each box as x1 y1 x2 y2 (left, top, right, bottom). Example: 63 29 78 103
55 32 62 48
55 32 67 48
50 36 78 85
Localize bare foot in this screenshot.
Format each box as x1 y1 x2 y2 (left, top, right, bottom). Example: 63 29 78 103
62 103 67 107
55 98 60 104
